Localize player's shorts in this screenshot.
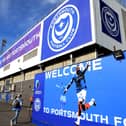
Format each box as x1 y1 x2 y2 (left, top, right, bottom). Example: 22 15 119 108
76 89 87 102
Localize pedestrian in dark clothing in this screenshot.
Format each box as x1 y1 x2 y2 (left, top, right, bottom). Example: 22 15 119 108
10 94 23 126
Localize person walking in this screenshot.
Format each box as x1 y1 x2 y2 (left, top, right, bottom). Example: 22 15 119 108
10 94 23 126
63 64 96 126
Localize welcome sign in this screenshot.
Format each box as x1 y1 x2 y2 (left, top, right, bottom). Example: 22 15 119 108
33 52 126 126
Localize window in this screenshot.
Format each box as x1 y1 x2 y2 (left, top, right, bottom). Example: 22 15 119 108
23 48 38 62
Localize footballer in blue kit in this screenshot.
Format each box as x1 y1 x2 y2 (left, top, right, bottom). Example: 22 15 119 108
64 64 96 126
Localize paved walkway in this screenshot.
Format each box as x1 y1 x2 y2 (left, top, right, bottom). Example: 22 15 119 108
0 102 36 126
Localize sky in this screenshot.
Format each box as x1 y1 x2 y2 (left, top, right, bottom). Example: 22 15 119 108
0 0 126 52
0 0 64 52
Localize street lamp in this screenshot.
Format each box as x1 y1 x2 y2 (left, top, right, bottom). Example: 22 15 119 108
0 39 7 55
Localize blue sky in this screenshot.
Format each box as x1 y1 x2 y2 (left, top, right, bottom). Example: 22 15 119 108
0 0 126 52
0 0 64 51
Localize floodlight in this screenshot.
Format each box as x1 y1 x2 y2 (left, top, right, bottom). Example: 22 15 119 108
113 49 125 60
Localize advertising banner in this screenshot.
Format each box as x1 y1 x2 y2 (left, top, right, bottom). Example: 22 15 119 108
0 24 41 68
41 0 92 61
95 0 126 51
100 0 122 43
33 52 126 126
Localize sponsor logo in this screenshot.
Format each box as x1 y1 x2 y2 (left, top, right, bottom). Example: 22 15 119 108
35 80 40 89
34 98 41 112
35 79 42 95
47 4 80 52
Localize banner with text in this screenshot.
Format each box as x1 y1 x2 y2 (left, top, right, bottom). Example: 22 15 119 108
33 52 126 126
0 24 41 68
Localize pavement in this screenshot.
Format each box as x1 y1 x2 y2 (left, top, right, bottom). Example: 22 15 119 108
0 102 36 126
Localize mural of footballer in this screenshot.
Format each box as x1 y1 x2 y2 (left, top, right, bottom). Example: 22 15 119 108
63 63 96 126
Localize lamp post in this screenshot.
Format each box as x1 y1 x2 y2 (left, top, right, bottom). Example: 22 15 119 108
0 39 7 55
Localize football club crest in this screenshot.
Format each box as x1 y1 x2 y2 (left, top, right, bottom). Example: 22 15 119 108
100 0 121 42
34 98 41 112
47 4 80 52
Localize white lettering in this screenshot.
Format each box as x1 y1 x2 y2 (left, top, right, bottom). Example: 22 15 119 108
70 64 76 75
50 108 77 118
42 108 126 126
81 113 109 125
45 71 52 79
123 118 126 126
101 115 109 124
45 59 103 79
63 66 69 76
114 116 122 126
57 69 63 77
92 59 102 71
85 112 93 121
93 114 100 122
52 70 57 78
114 117 126 126
43 107 50 114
